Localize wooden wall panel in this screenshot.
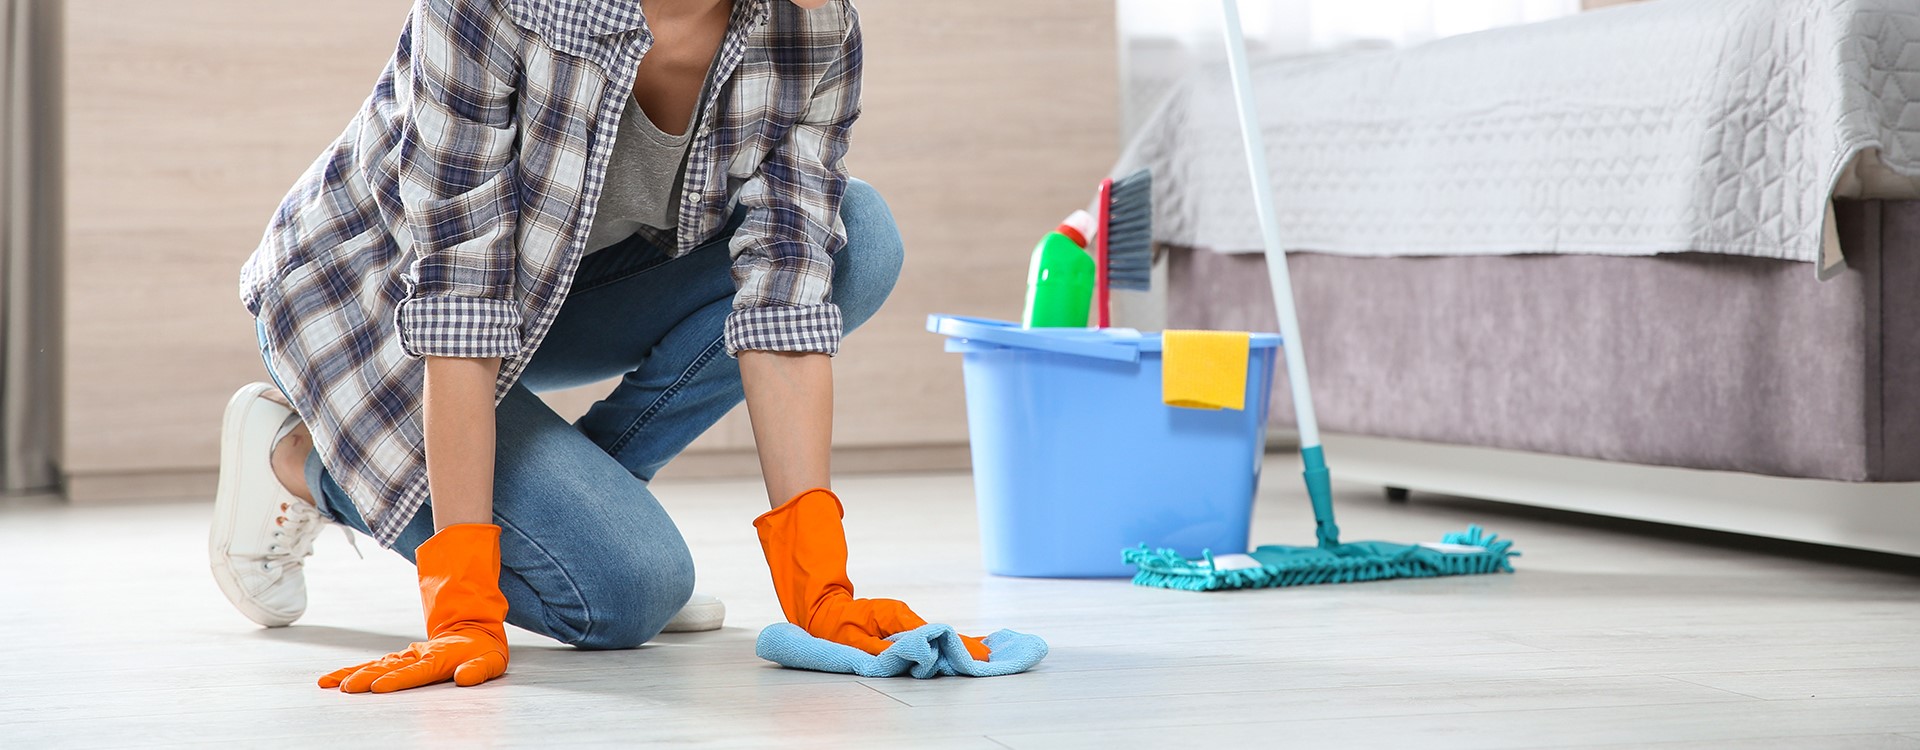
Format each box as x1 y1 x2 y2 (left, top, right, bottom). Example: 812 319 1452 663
63 1 412 485
61 0 1117 498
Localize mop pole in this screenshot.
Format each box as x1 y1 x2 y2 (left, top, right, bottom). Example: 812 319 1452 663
1219 0 1339 548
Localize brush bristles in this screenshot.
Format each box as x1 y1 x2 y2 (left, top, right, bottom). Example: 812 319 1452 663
1105 169 1154 292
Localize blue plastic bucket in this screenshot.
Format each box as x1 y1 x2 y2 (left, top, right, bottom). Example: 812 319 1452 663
928 315 1281 578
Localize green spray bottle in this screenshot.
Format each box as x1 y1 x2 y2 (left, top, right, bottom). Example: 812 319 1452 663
1022 210 1097 328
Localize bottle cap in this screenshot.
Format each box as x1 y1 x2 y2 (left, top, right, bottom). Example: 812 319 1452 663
1056 209 1095 248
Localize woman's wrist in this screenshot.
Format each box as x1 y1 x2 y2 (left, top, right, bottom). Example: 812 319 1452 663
738 351 834 507
422 355 503 529
428 502 496 529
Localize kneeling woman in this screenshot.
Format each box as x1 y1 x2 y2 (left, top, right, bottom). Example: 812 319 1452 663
212 0 988 693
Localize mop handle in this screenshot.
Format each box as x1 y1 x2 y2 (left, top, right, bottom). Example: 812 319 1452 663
1219 0 1339 546
1218 0 1320 448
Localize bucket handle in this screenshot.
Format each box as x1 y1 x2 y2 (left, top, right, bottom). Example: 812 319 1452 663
927 315 1140 363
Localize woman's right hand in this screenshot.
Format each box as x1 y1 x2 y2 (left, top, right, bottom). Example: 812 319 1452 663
318 523 510 692
755 489 992 661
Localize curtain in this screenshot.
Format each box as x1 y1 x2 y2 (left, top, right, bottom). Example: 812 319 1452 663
1 0 61 494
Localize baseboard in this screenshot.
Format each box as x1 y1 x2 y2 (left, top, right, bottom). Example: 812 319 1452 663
1322 433 1920 557
65 468 216 505
62 443 977 504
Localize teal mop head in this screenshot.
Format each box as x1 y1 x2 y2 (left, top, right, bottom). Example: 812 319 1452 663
1125 525 1518 591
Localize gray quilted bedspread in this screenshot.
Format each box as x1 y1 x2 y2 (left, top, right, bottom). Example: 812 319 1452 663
1117 0 1920 277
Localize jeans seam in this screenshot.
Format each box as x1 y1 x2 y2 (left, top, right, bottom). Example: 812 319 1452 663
492 511 597 647
605 334 729 460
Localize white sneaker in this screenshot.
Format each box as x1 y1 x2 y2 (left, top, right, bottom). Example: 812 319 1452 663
662 592 726 632
209 383 328 627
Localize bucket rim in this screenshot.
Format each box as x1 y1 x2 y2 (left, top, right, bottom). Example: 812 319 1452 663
927 314 1283 357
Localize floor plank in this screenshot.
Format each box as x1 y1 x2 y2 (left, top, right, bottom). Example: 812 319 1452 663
1564 734 1920 749
987 697 1920 749
1669 667 1920 700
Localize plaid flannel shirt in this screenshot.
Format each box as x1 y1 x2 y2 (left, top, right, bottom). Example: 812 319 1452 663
239 0 861 545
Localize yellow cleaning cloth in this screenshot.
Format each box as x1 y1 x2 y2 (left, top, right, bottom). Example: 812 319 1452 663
1161 330 1251 410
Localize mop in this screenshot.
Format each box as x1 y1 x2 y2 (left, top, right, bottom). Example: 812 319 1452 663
1123 0 1519 592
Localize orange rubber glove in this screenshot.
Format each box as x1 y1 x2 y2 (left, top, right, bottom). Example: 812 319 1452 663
755 488 992 661
318 523 510 693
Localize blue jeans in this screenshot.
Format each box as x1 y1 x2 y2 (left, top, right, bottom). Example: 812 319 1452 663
278 179 903 649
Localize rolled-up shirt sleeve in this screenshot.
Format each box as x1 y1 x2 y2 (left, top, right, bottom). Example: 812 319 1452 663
393 0 524 360
723 7 862 357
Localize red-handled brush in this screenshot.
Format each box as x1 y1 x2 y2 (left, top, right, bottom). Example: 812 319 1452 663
1094 169 1153 328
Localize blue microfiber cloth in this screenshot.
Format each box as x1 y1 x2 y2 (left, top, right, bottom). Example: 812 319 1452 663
755 623 1048 678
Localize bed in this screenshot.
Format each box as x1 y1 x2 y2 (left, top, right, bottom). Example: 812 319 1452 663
1117 0 1920 555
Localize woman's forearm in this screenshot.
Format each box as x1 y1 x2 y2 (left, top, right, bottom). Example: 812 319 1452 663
739 351 833 507
422 355 502 529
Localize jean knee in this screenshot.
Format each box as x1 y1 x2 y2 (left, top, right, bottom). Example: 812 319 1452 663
565 540 697 651
834 178 904 330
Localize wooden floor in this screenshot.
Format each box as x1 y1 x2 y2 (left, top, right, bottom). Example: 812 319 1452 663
4 458 1919 748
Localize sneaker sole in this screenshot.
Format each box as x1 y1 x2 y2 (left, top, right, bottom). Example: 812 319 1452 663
208 383 302 628
661 599 726 633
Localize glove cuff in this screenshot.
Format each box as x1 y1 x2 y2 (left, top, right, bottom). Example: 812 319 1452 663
415 523 509 641
752 488 843 531
753 488 853 628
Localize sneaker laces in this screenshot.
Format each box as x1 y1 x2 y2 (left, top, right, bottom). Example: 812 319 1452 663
338 525 365 560
263 498 327 572
263 412 364 563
